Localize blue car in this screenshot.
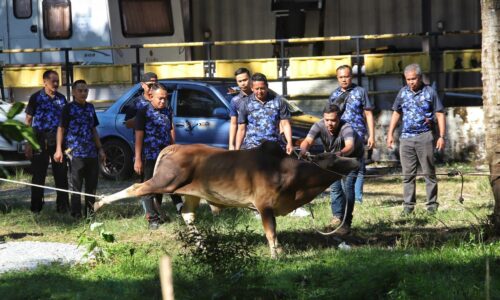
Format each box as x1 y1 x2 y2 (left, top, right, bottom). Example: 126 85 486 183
96 78 320 180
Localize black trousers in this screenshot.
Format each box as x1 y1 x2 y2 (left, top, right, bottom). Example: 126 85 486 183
142 159 183 221
68 157 99 218
30 144 69 213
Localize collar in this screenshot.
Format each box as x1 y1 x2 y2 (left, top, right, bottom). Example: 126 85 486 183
337 83 357 93
40 89 58 99
404 84 425 95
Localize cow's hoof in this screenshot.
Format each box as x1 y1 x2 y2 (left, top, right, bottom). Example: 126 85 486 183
270 246 283 259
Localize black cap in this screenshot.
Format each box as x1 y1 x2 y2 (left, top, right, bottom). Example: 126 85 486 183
141 72 158 83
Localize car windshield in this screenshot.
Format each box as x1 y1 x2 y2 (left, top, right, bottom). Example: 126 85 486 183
212 84 303 115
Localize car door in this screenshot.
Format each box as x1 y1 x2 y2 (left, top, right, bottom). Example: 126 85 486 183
173 84 230 148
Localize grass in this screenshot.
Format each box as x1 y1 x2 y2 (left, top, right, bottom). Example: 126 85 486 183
0 164 499 299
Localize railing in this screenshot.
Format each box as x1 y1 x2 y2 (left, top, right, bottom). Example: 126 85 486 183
0 30 482 102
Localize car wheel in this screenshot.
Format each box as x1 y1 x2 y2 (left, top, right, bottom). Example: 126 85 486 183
100 139 132 180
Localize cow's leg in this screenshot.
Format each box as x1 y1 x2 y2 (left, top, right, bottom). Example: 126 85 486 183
181 195 200 226
260 207 281 259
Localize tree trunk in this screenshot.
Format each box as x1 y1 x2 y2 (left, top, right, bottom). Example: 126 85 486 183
480 0 500 233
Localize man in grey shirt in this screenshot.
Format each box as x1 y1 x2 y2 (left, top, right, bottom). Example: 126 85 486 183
300 104 363 235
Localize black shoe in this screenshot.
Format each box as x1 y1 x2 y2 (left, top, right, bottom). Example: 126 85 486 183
401 207 414 216
148 219 161 230
427 206 438 214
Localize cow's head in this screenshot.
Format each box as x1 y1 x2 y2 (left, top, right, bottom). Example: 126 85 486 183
310 152 360 175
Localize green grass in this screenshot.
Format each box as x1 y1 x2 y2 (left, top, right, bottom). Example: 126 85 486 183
0 165 499 299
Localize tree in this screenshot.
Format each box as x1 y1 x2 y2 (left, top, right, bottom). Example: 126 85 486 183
481 0 500 233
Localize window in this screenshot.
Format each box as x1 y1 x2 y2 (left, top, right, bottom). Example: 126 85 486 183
119 0 174 37
177 89 225 118
14 0 32 19
43 0 72 40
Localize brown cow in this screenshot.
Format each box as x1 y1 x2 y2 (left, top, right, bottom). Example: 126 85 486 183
95 141 358 258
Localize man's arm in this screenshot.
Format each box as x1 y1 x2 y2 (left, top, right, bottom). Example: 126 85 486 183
364 110 375 149
435 112 446 151
340 139 354 156
134 130 144 175
280 119 293 154
53 127 65 163
299 137 314 157
235 124 246 150
24 114 34 159
229 116 238 150
170 119 176 144
92 127 106 162
386 111 401 149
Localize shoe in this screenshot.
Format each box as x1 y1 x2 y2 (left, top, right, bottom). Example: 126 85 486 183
401 207 414 216
288 207 310 217
148 219 161 230
335 224 351 236
427 206 438 214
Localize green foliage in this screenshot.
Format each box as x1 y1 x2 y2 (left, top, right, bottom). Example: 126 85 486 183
176 224 257 277
0 102 40 150
77 222 116 262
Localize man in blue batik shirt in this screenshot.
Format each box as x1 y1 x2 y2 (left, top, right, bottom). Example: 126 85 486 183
25 70 69 213
387 63 446 214
235 73 293 154
329 65 375 203
124 72 158 129
54 80 106 218
228 67 252 150
134 83 183 230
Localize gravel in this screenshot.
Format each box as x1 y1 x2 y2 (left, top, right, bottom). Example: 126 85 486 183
0 241 87 274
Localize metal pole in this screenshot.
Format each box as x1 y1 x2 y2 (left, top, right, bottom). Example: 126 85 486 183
355 37 362 87
205 41 213 78
0 65 5 101
134 45 141 83
280 40 287 96
63 48 71 99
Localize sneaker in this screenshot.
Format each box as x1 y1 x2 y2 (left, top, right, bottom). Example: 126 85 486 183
288 207 310 218
148 219 161 230
335 224 351 236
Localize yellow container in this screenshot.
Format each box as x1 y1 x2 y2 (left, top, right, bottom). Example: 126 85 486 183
443 50 481 72
215 59 278 79
4 66 62 88
364 52 430 75
73 64 132 85
145 61 205 78
289 56 351 79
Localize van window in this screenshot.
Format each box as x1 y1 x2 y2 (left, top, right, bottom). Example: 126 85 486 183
42 0 72 40
14 0 32 19
119 0 174 37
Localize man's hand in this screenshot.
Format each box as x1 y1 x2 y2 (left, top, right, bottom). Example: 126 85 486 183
436 137 445 151
25 143 33 159
98 148 106 162
286 143 293 155
53 150 63 163
367 136 375 150
134 159 143 175
386 135 394 150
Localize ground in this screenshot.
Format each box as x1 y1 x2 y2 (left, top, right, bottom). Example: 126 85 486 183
0 163 499 299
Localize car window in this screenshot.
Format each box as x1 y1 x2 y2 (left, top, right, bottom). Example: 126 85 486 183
176 89 226 118
119 89 173 114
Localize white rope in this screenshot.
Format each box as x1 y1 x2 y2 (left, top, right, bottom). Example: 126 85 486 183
0 177 104 199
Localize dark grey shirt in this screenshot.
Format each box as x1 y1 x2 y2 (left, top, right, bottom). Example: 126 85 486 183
306 119 364 158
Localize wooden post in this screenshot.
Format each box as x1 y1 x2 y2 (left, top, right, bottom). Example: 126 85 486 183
159 256 175 300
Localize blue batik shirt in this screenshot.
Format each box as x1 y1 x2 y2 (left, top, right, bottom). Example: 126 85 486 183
238 93 290 149
135 103 173 160
25 89 67 133
229 91 251 117
60 102 99 158
392 85 444 139
329 84 374 138
124 94 149 121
